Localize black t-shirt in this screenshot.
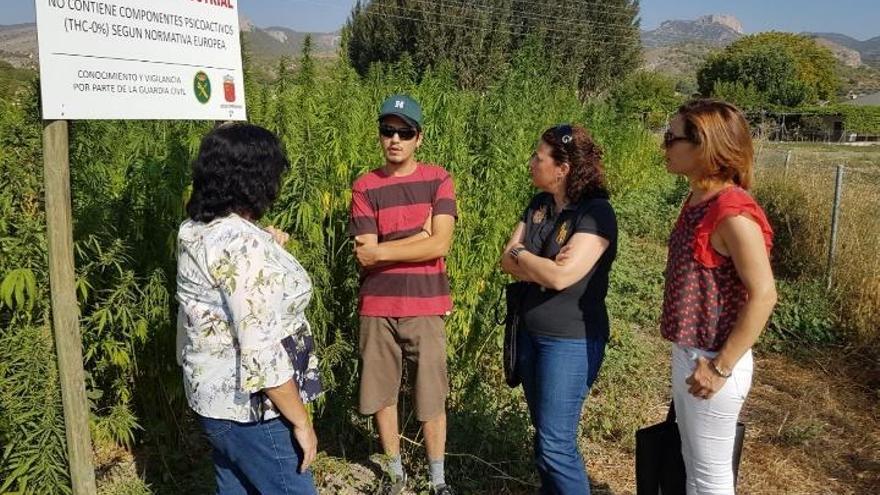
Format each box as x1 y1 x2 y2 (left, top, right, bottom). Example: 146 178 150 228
518 192 618 340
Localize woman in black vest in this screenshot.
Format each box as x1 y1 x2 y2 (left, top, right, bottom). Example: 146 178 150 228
500 124 618 495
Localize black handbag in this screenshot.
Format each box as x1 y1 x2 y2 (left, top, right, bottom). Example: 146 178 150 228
500 281 528 388
635 401 745 494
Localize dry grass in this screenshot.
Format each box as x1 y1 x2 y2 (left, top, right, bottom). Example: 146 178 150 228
95 444 151 495
758 142 880 169
836 169 880 345
754 143 880 350
738 350 880 495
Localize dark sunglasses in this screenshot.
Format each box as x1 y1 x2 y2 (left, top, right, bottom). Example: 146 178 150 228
379 124 418 140
663 129 691 148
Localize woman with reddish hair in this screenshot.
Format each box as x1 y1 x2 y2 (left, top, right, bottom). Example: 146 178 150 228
661 99 777 494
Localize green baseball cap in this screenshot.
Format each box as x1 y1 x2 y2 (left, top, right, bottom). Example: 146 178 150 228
378 94 423 130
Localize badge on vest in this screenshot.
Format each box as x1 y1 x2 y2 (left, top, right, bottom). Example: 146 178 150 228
532 205 547 224
556 221 570 245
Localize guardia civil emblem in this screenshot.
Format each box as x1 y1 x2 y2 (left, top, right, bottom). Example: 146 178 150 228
532 205 547 224
556 221 570 244
194 71 211 104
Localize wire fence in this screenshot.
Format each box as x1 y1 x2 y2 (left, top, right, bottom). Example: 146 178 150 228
750 116 880 144
755 145 880 340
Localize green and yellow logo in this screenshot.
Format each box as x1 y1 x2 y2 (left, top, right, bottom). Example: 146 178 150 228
194 71 211 104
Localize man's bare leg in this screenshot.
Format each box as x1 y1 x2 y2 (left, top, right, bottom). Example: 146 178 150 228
376 404 405 489
376 404 401 456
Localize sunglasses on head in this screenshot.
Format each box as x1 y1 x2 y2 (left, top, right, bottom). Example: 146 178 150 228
554 123 574 144
663 129 691 148
379 124 418 140
552 123 575 156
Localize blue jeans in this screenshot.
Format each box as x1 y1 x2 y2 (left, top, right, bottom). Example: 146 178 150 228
516 331 606 495
198 415 317 495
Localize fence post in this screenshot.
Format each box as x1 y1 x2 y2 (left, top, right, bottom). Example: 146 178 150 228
826 164 845 290
784 150 792 177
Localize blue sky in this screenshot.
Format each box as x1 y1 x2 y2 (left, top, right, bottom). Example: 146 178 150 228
3 0 878 39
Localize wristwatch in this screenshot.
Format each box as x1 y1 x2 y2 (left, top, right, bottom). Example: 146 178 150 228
710 360 732 378
509 246 526 259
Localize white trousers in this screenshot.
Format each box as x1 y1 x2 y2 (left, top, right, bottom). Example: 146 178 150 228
671 343 753 495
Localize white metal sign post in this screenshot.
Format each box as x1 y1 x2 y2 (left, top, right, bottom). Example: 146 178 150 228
33 1 246 492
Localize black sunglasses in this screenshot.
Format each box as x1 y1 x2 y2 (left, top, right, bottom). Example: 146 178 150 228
379 124 418 140
663 129 691 148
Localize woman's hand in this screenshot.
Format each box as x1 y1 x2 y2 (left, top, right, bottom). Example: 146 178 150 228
555 245 574 265
686 356 727 400
264 226 290 246
501 223 535 282
507 242 526 257
263 380 318 473
292 421 318 473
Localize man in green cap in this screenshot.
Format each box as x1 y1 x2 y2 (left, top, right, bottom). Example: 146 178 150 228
349 94 457 495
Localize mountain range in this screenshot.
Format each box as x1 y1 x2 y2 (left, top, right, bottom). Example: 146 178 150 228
0 17 340 73
2 15 878 92
640 15 880 94
806 32 880 67
642 15 744 48
641 14 880 68
239 17 340 69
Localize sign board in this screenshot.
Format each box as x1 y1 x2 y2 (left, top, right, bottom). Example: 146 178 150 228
34 0 246 120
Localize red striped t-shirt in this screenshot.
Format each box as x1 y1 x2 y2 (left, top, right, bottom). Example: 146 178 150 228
349 163 457 317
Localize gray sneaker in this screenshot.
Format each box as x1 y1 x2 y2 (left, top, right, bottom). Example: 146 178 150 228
382 473 407 495
432 484 455 495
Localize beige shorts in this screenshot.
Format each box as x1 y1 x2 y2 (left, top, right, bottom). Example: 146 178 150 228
358 316 449 422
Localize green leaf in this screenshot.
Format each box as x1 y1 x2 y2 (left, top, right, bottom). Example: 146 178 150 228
0 268 36 310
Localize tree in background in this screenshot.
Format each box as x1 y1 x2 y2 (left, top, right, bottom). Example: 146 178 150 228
611 70 683 129
697 32 839 109
708 81 768 112
345 0 641 96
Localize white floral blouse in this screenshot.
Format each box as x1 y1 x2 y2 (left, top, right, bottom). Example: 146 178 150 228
175 214 322 422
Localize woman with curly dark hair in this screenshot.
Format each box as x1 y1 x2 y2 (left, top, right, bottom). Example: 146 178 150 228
176 123 321 494
500 124 618 494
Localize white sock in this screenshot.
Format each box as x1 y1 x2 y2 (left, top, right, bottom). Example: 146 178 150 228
429 458 445 488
